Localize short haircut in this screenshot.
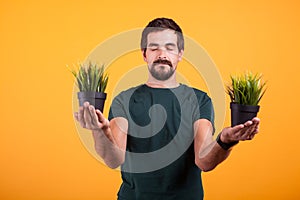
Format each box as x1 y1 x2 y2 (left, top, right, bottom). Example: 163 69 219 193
141 18 184 55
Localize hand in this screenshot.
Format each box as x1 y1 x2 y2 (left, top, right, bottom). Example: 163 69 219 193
74 102 109 131
220 117 260 143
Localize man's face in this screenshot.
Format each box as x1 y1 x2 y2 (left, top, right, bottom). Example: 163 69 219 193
143 29 183 81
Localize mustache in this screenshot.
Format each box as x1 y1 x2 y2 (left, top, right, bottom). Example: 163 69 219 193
153 59 173 68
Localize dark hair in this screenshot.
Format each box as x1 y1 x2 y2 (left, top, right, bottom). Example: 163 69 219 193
141 18 184 55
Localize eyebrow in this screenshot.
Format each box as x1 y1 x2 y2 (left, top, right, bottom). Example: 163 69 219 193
165 43 176 47
148 43 177 47
148 43 159 47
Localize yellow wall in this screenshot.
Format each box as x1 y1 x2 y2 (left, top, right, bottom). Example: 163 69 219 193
1 0 299 199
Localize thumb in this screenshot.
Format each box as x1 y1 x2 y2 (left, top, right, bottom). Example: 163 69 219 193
95 109 104 122
95 110 109 129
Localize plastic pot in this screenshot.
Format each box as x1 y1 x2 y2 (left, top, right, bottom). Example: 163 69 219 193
77 91 107 112
230 102 260 127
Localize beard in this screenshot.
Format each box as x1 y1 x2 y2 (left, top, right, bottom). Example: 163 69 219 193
149 59 175 81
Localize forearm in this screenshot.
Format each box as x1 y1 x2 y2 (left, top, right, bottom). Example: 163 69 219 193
197 140 232 172
92 128 125 169
195 118 260 172
75 103 127 169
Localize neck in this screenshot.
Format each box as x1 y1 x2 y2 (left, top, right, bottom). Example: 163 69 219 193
146 77 179 89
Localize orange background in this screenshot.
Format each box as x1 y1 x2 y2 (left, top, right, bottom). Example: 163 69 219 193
1 0 299 199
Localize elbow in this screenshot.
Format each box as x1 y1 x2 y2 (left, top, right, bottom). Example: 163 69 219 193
101 153 125 169
195 159 217 172
104 157 125 169
105 161 122 169
95 146 126 169
201 166 216 172
198 165 216 172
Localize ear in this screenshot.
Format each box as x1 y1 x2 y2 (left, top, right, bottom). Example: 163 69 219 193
178 50 184 61
142 49 147 62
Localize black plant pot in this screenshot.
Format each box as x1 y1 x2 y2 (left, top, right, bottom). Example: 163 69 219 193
230 102 260 127
77 92 107 112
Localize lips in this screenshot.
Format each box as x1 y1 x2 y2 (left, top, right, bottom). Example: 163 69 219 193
153 59 173 68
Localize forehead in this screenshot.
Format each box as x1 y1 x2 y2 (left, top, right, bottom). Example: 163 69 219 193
147 29 178 45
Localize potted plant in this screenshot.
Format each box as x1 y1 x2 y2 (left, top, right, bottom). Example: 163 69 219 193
226 72 266 127
70 62 109 112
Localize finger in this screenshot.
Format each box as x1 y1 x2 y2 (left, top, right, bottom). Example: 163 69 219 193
83 101 90 107
249 128 259 139
96 109 105 123
95 109 102 121
247 133 256 140
74 112 79 121
248 118 260 129
238 119 256 138
83 103 93 129
243 126 255 139
230 118 260 141
252 119 260 130
248 119 260 134
78 106 86 128
88 105 100 127
248 126 259 139
233 125 250 140
241 123 259 140
244 120 253 127
245 122 255 132
95 109 109 129
252 117 260 124
231 124 245 135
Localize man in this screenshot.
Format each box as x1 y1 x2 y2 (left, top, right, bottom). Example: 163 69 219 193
74 18 260 200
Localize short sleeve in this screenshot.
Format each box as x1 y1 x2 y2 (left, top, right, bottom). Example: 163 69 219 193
108 93 127 121
192 90 215 134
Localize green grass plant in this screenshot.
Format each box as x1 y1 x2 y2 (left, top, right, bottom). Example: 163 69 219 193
226 72 266 106
70 62 108 93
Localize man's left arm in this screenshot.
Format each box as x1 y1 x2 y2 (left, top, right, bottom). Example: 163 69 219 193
194 118 260 172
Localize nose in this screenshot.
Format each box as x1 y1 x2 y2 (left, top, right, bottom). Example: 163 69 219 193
157 48 167 59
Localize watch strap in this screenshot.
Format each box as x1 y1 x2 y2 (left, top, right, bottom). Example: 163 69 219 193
216 133 239 150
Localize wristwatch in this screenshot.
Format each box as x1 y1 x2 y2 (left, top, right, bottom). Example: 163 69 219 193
216 133 239 150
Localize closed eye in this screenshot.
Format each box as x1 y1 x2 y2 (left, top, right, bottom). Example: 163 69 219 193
150 47 158 51
166 46 175 51
166 44 176 51
148 43 159 51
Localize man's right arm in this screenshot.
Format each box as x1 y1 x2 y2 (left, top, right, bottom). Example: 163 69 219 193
74 102 128 169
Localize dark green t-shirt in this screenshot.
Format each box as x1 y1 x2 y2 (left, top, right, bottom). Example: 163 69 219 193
108 84 214 200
